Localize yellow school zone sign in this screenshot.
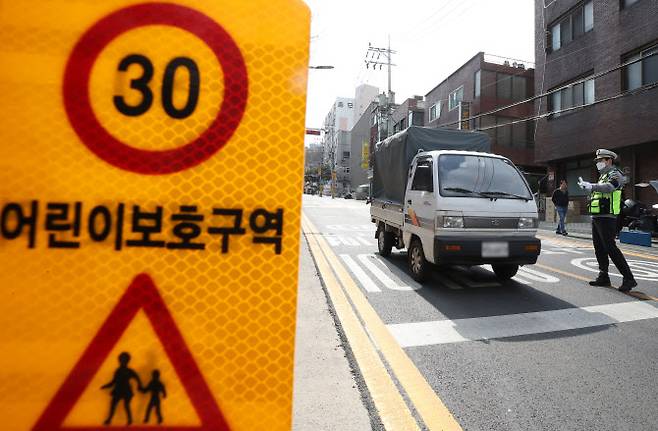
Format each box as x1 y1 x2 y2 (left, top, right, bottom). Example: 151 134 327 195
0 1 310 430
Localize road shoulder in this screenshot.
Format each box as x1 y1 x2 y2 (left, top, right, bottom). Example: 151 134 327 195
292 233 374 431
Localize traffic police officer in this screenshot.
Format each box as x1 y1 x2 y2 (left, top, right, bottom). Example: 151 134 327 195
578 149 637 292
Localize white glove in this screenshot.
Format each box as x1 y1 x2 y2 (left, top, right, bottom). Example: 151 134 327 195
577 176 593 191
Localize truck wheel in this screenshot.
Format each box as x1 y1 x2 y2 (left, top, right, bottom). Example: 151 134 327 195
378 228 394 257
408 238 429 282
492 264 519 280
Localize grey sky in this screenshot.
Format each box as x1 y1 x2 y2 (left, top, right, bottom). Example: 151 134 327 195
303 0 535 145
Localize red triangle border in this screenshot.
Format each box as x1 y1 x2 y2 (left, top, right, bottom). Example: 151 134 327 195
32 273 231 430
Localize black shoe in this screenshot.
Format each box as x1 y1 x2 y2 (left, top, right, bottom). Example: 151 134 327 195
562 232 568 236
618 278 637 292
555 231 561 235
589 276 611 287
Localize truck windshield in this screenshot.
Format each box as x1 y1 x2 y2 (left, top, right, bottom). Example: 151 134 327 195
438 154 532 200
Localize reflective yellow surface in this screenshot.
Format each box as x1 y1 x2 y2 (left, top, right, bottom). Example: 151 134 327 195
0 1 309 429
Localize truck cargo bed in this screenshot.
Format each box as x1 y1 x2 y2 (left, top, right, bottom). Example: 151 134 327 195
370 199 404 228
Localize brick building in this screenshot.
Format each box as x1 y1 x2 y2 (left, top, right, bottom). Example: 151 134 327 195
424 52 543 178
391 96 426 134
534 0 658 206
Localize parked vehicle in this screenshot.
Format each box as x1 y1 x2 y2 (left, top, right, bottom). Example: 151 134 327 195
355 184 370 200
370 126 541 282
622 181 658 237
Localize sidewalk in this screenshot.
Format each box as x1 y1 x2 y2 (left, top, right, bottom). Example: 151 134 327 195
292 235 373 431
539 219 658 252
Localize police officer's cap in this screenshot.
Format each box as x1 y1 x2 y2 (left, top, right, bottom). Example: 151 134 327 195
594 148 617 161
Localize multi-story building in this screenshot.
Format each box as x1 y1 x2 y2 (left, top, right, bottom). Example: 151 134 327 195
353 84 379 124
424 52 542 179
349 101 379 191
322 97 356 194
534 0 658 206
391 96 426 134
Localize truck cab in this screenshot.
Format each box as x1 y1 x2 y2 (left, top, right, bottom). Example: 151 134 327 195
372 149 540 281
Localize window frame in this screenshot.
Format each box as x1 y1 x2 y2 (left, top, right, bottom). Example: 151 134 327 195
622 42 658 90
548 74 596 117
411 158 434 193
474 70 481 98
429 104 437 121
448 86 464 111
549 0 593 52
620 0 640 9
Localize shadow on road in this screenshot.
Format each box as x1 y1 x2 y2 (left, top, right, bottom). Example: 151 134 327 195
379 251 612 342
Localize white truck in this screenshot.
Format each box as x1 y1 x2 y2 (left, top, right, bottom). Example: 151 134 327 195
370 126 541 282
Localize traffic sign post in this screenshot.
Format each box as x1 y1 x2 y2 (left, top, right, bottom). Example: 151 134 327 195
0 1 310 430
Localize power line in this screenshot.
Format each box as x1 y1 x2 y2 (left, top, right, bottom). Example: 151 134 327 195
437 50 658 129
475 80 658 132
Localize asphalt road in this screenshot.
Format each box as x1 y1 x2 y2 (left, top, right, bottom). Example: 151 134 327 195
302 194 658 431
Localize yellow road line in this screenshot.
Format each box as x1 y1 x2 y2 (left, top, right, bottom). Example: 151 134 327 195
537 233 658 261
534 263 591 282
535 263 658 301
620 250 658 261
303 214 463 431
301 218 420 431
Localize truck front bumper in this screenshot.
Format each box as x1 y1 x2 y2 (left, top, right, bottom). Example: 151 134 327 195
434 236 541 265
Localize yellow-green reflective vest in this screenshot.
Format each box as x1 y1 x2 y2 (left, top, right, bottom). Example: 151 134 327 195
588 171 622 215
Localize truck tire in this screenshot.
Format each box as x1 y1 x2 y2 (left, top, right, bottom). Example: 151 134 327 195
492 264 519 280
378 228 394 257
408 237 430 282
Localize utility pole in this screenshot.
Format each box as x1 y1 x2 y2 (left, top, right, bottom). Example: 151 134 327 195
365 36 397 140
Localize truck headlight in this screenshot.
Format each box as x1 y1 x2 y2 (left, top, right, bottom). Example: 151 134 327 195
518 217 537 229
443 216 464 228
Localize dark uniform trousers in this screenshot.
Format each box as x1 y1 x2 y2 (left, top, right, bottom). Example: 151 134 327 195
592 217 633 279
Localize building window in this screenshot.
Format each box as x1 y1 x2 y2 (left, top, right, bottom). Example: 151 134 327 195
408 111 414 127
550 0 593 51
549 75 596 117
621 0 640 8
343 151 350 159
337 101 344 108
496 74 526 101
474 70 481 98
493 117 530 149
347 102 354 108
400 117 406 130
448 86 464 111
344 167 350 174
623 43 658 90
429 103 438 121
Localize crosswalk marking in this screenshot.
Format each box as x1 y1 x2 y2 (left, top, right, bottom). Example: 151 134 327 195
340 255 381 292
387 300 658 347
357 254 418 291
357 236 375 246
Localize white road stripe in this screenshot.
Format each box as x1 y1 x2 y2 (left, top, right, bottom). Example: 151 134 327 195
324 235 341 247
517 267 560 283
448 271 500 288
340 254 381 292
435 275 463 290
357 236 374 246
358 254 418 291
339 235 361 246
387 300 658 347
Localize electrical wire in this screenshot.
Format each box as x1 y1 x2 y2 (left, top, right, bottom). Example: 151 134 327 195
437 50 658 129
474 80 658 132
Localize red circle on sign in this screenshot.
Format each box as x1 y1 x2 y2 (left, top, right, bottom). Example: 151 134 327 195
63 3 248 175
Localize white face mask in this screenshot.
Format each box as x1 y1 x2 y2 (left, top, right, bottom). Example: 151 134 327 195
596 161 606 171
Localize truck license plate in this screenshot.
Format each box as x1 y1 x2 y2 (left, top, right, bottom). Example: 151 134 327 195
482 242 509 258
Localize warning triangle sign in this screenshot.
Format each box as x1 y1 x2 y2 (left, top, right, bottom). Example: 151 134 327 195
32 273 231 431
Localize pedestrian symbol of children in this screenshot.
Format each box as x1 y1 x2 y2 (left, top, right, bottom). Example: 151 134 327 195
142 369 167 424
100 352 167 426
